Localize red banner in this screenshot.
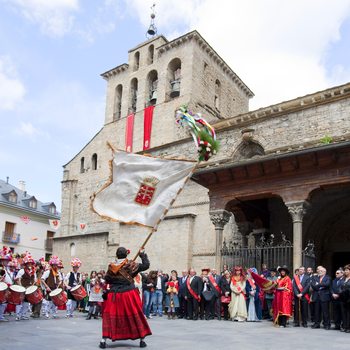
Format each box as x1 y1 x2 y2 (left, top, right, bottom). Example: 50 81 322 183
143 106 154 150
125 113 135 152
249 270 276 291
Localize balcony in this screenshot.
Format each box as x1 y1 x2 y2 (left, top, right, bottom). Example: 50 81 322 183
2 231 20 244
45 238 53 251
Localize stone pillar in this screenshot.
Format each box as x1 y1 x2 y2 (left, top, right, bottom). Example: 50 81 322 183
286 201 308 271
210 210 231 271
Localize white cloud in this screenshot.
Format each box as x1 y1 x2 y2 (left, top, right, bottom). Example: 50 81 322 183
126 0 350 109
5 0 79 37
14 121 49 140
0 56 26 110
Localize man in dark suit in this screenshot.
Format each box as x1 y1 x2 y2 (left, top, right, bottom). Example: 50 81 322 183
310 266 332 329
293 266 311 327
185 268 203 320
331 269 344 330
178 270 188 319
208 268 222 320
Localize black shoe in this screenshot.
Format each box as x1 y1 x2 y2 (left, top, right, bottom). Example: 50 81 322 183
311 324 320 329
294 324 300 327
86 315 91 320
302 324 308 328
140 340 147 348
193 317 198 321
324 325 331 330
345 329 350 333
94 316 98 319
333 326 341 330
99 341 106 349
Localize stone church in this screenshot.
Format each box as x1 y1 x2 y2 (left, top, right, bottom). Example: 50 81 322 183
53 30 350 275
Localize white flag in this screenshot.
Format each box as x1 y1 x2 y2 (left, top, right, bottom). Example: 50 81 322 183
91 151 196 228
49 219 60 230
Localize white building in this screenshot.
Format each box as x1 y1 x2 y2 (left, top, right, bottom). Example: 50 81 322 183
0 178 60 260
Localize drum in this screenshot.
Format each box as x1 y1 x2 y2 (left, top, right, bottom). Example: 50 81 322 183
70 285 87 301
25 285 43 305
7 285 26 305
0 282 9 303
49 288 67 306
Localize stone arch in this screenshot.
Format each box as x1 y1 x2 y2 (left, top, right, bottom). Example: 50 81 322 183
133 51 140 71
167 58 181 99
146 70 158 105
129 78 138 113
232 140 265 161
91 153 97 170
148 44 154 64
113 84 123 120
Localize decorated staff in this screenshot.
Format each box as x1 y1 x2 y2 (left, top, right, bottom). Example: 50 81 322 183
175 105 219 161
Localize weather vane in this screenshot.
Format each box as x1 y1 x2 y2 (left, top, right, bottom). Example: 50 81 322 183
146 3 157 38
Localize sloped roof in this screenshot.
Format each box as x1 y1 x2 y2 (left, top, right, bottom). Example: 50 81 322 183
0 179 60 218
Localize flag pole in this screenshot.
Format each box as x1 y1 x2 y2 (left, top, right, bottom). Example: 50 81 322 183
132 227 157 261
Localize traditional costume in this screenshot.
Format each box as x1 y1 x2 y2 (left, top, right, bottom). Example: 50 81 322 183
0 246 13 322
41 255 62 319
15 253 37 320
64 257 82 318
229 266 247 321
273 266 293 327
100 247 151 349
246 268 262 321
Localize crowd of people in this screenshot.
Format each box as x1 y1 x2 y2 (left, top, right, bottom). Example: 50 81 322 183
1 244 350 344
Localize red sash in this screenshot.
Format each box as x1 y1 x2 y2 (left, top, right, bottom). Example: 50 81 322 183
186 277 201 301
294 275 310 303
208 275 221 294
231 277 244 293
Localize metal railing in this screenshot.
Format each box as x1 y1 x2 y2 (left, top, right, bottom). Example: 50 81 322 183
2 231 20 244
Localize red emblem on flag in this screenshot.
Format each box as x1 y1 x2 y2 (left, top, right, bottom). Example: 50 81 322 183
135 177 159 206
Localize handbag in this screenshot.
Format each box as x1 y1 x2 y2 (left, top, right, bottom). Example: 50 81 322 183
220 295 231 304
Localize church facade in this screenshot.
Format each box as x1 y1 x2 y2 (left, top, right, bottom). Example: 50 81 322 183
54 30 350 274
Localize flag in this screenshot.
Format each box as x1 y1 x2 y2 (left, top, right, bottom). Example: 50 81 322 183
125 113 135 152
249 269 276 291
91 150 196 228
143 105 154 150
49 219 60 230
78 223 88 234
21 216 30 224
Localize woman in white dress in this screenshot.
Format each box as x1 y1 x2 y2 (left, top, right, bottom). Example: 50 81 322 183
228 266 247 322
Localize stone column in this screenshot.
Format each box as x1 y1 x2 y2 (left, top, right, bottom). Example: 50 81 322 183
210 210 231 271
286 201 308 271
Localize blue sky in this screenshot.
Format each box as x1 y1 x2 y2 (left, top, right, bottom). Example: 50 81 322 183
1 0 350 211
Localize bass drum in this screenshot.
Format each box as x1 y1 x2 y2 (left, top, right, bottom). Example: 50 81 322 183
7 285 25 305
25 285 43 305
49 288 67 306
0 282 9 303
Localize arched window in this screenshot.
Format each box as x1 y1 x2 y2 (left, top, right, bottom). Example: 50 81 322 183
80 157 85 173
129 78 138 113
134 51 140 71
148 45 154 64
113 84 123 120
214 79 221 110
167 58 181 99
70 242 76 257
146 70 158 105
92 153 98 170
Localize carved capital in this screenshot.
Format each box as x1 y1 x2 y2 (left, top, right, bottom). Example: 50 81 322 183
210 210 231 230
286 201 309 223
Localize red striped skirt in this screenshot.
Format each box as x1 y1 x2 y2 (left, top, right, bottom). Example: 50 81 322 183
102 288 152 341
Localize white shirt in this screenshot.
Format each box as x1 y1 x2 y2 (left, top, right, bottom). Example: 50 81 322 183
41 270 62 283
156 276 162 290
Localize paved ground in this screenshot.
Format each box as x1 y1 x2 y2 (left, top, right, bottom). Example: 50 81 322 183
1 311 349 350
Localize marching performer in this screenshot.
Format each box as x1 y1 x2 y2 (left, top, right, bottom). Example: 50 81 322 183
64 257 82 318
0 246 13 322
41 255 62 319
15 252 37 321
99 247 151 349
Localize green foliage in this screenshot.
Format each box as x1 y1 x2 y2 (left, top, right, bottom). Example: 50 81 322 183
320 135 333 144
